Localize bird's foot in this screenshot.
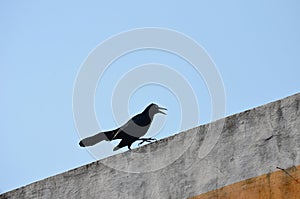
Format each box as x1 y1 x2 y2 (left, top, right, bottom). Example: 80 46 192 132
138 137 157 146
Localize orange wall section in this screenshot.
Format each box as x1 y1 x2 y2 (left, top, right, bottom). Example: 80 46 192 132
190 165 300 199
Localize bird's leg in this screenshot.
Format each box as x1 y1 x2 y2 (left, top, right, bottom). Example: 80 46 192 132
138 137 157 146
128 145 132 150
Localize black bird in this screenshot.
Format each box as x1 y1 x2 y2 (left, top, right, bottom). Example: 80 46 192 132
79 103 167 151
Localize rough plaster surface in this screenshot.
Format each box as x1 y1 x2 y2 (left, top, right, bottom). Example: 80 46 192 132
1 93 300 199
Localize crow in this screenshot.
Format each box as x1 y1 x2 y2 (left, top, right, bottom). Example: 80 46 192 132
79 103 167 151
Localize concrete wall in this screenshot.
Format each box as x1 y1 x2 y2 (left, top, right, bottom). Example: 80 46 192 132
1 93 300 199
190 165 300 199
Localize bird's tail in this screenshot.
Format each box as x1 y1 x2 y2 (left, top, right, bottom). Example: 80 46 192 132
79 129 118 147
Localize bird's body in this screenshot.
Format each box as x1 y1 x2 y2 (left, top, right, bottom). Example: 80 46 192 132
79 103 167 151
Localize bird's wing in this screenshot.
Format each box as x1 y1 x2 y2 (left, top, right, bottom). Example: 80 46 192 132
113 117 150 139
112 120 133 139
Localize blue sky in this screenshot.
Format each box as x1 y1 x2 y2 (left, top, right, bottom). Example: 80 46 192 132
1 0 300 194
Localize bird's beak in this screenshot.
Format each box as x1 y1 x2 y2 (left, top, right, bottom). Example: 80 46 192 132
158 106 167 115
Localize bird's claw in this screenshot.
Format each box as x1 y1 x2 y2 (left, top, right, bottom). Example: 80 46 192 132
138 138 157 146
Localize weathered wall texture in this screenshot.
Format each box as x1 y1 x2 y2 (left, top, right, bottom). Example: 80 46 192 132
190 165 300 199
1 93 300 199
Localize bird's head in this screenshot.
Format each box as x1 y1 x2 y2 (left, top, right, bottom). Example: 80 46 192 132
147 103 167 117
